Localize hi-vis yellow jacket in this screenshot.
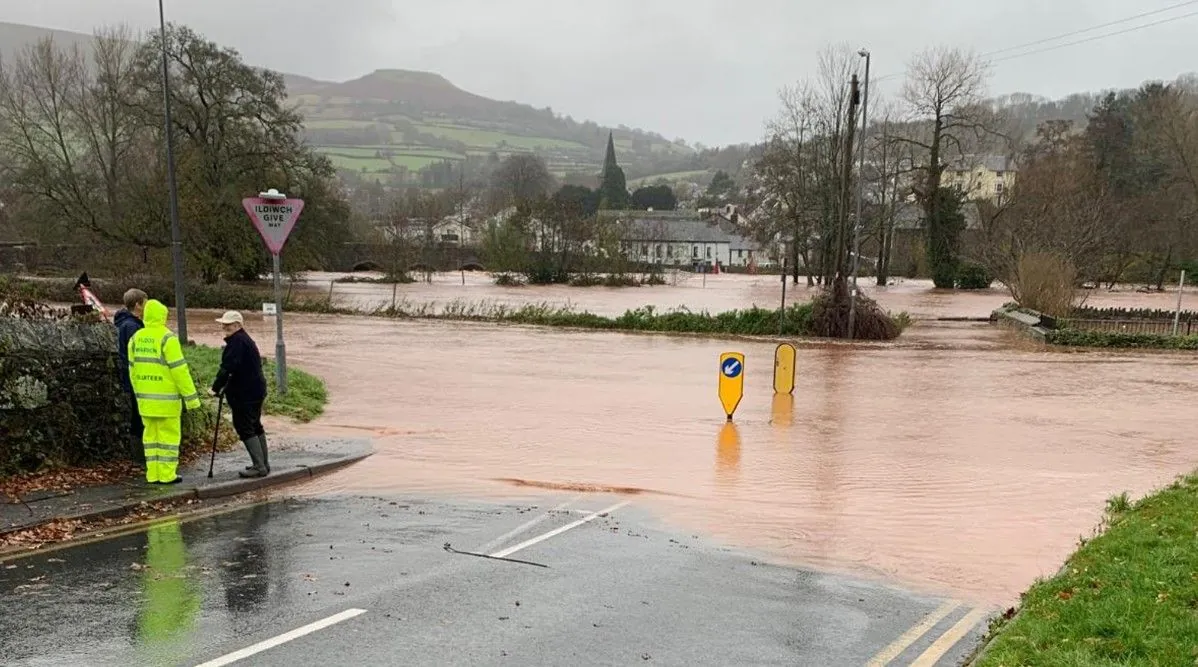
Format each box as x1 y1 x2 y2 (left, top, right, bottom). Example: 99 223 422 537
127 300 201 418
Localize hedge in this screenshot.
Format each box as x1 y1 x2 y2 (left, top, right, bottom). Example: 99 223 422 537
1045 328 1198 349
0 302 219 476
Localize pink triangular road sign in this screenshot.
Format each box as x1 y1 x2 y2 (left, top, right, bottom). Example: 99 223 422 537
243 197 305 255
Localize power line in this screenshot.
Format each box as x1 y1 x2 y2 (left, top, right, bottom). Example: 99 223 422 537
981 0 1198 57
868 6 1198 83
990 9 1198 63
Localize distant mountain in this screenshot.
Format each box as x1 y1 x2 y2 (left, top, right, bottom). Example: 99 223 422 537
0 21 95 61
0 21 704 188
283 68 700 186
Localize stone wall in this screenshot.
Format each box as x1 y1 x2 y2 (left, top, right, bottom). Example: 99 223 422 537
0 315 128 474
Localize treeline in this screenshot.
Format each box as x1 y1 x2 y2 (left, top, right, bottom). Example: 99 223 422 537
979 78 1198 293
747 41 1198 313
0 25 359 283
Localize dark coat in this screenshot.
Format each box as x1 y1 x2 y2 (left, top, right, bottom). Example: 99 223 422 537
114 309 143 392
211 329 267 403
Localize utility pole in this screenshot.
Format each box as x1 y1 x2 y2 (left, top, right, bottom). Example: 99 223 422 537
848 49 871 341
835 75 861 293
159 0 188 343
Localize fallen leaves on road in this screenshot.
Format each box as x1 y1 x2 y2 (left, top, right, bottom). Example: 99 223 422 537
0 518 85 550
0 497 225 554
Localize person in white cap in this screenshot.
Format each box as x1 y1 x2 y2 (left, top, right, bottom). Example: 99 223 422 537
209 311 270 477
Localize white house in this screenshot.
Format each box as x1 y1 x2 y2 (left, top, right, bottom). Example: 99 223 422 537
377 213 479 247
618 216 773 268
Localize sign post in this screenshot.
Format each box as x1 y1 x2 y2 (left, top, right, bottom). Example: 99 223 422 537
718 352 745 421
773 343 796 395
242 189 305 395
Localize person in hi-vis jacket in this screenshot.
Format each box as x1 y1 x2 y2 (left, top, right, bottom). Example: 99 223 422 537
128 299 202 484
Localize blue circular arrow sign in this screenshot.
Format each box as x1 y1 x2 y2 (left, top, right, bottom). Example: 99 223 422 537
721 357 742 378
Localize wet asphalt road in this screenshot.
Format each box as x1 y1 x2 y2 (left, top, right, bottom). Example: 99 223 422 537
0 495 991 666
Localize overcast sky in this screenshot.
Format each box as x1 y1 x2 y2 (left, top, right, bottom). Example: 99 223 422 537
2 0 1194 146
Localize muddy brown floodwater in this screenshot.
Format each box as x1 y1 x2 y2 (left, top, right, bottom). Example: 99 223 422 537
185 274 1198 608
304 270 1198 319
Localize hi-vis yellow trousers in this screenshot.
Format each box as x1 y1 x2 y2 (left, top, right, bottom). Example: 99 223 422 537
141 416 182 483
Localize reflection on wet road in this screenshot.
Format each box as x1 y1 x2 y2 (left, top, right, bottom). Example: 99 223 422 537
180 305 1198 609
0 497 987 666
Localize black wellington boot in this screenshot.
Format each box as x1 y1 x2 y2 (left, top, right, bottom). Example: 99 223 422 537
239 437 267 478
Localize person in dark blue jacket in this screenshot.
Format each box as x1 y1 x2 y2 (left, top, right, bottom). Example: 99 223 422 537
209 311 270 478
114 288 147 466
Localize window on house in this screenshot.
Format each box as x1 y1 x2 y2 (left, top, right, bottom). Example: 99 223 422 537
693 245 699 258
738 249 744 258
706 247 712 258
641 244 648 256
655 244 663 257
995 182 1004 195
667 245 674 257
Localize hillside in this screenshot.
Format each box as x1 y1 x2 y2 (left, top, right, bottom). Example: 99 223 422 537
0 21 701 188
285 69 702 187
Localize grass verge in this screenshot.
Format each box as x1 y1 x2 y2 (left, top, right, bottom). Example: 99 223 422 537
973 473 1198 666
186 345 328 423
373 300 825 337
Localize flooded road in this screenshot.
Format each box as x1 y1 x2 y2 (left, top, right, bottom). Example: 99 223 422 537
304 270 1198 320
187 301 1198 609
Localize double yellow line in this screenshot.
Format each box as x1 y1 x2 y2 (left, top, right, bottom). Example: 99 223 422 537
867 599 990 666
0 497 266 562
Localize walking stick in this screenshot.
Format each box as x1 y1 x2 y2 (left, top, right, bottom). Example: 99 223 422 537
207 393 224 479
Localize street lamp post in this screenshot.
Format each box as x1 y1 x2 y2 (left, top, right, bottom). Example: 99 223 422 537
847 48 870 340
159 0 188 342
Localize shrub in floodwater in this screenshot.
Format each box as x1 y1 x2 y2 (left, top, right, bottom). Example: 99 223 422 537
603 274 641 287
809 289 903 340
569 274 605 287
956 262 994 290
493 273 524 287
1011 251 1077 317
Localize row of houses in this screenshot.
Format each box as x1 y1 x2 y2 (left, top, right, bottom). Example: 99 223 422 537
370 153 1015 270
376 206 776 269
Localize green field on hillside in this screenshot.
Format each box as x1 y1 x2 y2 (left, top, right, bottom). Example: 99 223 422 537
305 119 385 130
412 123 589 151
628 169 710 187
323 154 393 172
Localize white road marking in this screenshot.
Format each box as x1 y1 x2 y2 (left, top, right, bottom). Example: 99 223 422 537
477 496 582 553
489 500 630 559
865 599 960 666
193 608 367 667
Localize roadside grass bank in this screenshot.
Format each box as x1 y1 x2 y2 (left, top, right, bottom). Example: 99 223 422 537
187 345 328 423
971 473 1198 666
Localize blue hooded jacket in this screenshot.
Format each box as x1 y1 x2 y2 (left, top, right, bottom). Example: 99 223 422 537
114 308 143 392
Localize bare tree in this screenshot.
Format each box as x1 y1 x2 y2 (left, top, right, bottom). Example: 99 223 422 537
898 46 1006 286
980 120 1120 293
491 153 553 214
864 99 918 286
750 44 862 286
0 29 166 250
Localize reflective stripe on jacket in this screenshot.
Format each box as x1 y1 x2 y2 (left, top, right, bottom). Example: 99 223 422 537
128 299 201 418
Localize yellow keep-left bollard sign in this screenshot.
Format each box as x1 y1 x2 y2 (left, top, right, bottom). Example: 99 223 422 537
718 352 745 421
773 343 796 395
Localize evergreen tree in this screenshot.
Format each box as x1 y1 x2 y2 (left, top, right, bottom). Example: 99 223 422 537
597 132 630 210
